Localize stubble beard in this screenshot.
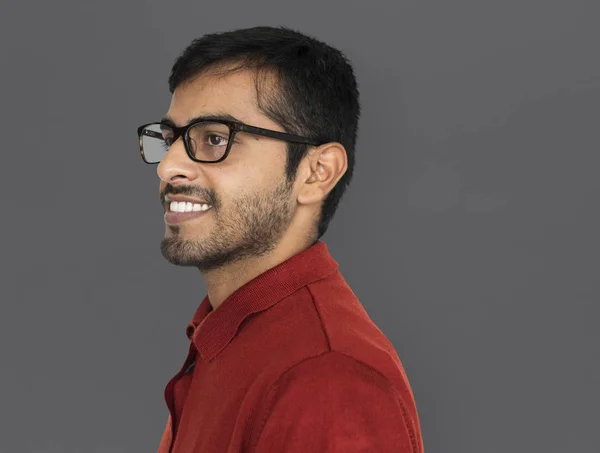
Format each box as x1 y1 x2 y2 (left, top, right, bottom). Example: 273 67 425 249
160 176 295 272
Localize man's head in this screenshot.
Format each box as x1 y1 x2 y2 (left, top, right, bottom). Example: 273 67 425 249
150 26 360 272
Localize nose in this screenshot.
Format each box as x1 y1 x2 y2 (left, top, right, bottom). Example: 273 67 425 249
157 137 200 183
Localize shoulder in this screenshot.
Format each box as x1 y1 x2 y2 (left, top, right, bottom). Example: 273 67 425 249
272 350 395 393
249 352 422 453
259 351 410 427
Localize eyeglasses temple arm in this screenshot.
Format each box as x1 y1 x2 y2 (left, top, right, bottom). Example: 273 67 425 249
235 124 320 146
141 129 163 140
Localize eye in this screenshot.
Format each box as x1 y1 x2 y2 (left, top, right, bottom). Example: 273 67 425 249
207 134 227 146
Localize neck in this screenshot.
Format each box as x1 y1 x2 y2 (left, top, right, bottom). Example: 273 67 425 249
201 236 316 310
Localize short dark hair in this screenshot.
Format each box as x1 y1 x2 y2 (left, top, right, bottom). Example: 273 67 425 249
168 26 360 241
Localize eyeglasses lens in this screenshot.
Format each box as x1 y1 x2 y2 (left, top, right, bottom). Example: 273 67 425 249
140 122 231 163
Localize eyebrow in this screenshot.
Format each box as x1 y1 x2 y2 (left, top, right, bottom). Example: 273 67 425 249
161 112 242 128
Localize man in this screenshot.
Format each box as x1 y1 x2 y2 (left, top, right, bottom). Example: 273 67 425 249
137 26 424 453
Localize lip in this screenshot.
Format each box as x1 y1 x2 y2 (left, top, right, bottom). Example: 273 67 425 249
164 194 210 205
164 207 212 225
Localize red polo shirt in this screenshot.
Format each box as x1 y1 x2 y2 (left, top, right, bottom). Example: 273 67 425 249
157 241 424 453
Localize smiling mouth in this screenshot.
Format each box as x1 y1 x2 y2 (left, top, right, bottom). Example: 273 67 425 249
167 200 212 213
164 202 213 225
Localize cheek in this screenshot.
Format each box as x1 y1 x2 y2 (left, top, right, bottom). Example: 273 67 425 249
210 145 288 201
209 171 257 209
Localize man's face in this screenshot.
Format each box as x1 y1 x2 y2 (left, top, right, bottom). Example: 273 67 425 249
157 69 297 272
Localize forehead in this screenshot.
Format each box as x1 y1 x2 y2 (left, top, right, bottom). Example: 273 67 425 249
166 69 269 126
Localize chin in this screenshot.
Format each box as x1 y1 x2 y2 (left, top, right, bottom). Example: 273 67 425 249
161 236 197 264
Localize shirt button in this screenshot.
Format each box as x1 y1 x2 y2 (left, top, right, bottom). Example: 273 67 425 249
186 324 195 339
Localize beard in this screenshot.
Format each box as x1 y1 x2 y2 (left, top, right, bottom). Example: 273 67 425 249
160 175 296 272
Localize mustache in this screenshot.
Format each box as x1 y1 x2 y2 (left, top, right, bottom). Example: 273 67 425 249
160 184 214 205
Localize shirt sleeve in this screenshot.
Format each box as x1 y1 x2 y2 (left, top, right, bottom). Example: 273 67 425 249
250 351 420 453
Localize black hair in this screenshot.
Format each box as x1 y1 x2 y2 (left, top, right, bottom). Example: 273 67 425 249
168 26 360 240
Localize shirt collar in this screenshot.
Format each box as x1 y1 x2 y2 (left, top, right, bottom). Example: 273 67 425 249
185 240 338 361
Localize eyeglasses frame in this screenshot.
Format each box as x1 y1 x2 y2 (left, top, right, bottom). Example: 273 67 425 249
137 118 322 164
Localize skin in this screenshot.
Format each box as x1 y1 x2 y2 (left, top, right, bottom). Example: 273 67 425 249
157 68 347 311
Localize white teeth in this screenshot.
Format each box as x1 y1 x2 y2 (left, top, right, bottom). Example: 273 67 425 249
169 201 211 213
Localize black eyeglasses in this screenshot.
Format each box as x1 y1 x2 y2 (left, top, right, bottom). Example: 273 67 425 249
137 118 321 164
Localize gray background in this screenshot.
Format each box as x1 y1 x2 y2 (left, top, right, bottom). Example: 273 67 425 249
0 0 598 452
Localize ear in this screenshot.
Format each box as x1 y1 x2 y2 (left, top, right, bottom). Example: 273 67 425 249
297 142 348 206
